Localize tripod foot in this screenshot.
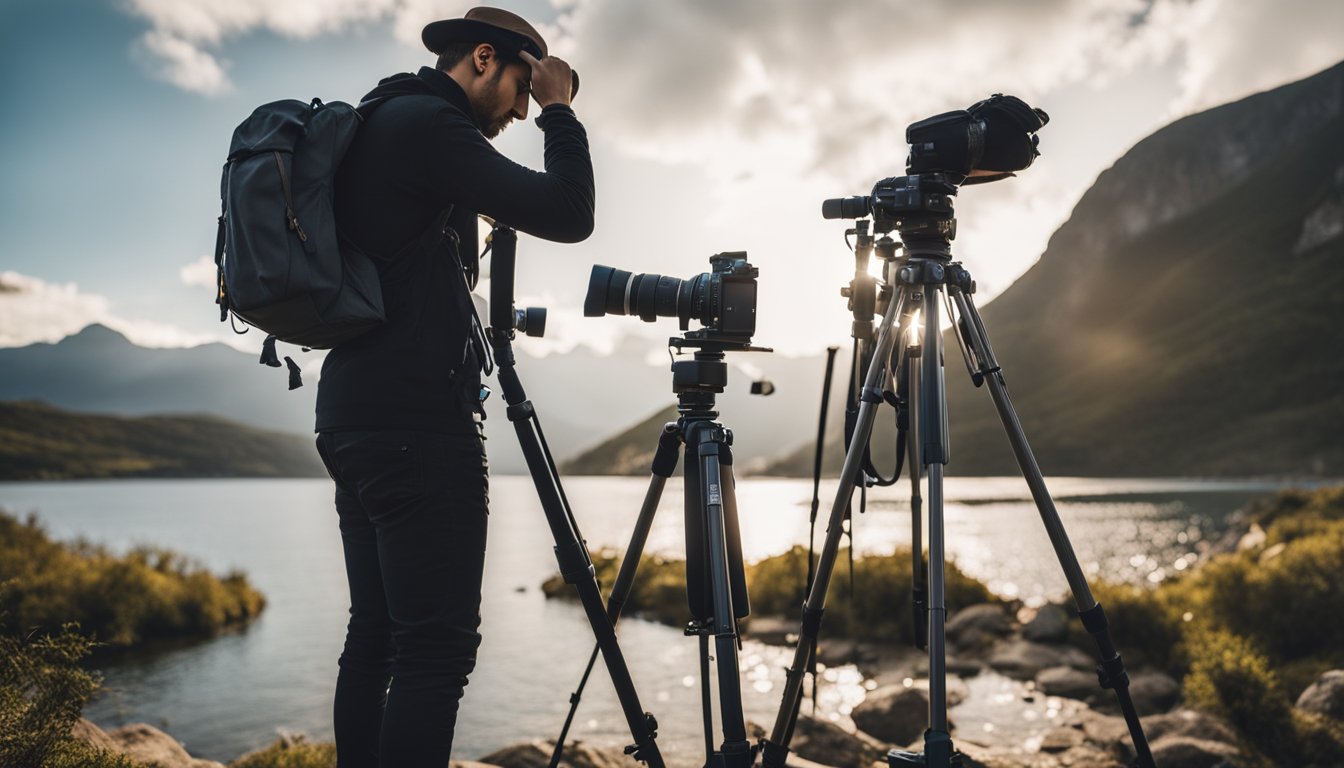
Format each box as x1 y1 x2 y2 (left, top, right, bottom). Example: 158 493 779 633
887 731 962 768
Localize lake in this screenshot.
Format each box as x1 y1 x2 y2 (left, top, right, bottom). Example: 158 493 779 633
0 474 1304 764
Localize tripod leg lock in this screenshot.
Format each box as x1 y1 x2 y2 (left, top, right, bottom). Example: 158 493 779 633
759 739 790 768
1079 603 1131 690
861 386 885 404
799 605 825 640
506 400 536 422
554 541 594 584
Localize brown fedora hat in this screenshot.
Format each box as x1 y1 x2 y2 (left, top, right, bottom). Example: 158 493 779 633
422 6 580 98
422 7 547 59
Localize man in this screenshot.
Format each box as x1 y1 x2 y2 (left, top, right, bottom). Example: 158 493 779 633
313 7 593 767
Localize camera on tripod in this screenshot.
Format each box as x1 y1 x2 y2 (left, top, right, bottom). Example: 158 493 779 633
823 95 1049 240
583 253 758 343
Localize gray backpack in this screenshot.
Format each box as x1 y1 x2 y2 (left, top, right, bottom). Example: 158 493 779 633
214 97 387 386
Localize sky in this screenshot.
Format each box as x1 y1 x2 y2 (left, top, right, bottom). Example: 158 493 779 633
2 0 1343 358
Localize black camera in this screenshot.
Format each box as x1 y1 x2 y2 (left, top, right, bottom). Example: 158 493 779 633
584 253 758 340
821 94 1047 243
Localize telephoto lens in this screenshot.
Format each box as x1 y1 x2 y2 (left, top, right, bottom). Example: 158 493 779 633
584 265 707 327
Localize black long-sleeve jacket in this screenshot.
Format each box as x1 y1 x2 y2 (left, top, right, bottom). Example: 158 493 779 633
316 67 594 433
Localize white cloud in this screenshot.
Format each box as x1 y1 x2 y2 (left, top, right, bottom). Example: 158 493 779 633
180 255 218 288
0 271 234 350
140 31 231 96
123 0 460 95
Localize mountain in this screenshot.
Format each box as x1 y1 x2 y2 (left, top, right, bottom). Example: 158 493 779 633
764 60 1344 478
560 404 679 475
0 400 326 479
0 324 839 475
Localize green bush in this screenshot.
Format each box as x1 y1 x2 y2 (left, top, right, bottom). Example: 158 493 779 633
0 510 265 648
544 545 994 646
0 625 145 768
230 736 337 768
1184 630 1344 765
1066 580 1188 675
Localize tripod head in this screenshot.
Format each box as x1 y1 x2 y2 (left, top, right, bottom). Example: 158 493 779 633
824 173 960 260
668 335 771 418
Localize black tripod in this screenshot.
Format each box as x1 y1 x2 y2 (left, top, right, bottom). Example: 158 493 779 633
760 175 1155 768
485 225 664 768
550 335 766 768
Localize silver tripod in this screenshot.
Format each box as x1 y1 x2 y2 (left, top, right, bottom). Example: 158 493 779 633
760 177 1155 768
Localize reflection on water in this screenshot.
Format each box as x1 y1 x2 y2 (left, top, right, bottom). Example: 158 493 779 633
0 476 1308 763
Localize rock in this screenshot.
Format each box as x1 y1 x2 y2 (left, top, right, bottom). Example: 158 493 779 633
1039 725 1086 753
1023 603 1071 643
1295 669 1344 719
480 739 628 768
106 723 226 768
1037 665 1098 701
987 640 1092 679
1148 735 1241 767
1139 708 1239 747
1123 670 1181 715
452 762 504 768
946 655 983 677
851 684 929 746
817 638 868 667
742 615 797 645
69 717 119 752
945 604 1011 650
791 713 887 768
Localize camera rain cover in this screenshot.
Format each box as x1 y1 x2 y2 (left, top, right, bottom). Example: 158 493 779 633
965 94 1050 183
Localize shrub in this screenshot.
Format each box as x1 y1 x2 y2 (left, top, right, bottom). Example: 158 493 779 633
0 510 265 648
0 625 144 768
230 736 337 768
544 545 995 646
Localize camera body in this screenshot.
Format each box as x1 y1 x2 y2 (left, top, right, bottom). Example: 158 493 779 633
584 252 759 343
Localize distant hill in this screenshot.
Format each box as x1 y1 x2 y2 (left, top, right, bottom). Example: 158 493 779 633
560 404 678 475
0 400 327 480
0 324 839 474
764 59 1344 478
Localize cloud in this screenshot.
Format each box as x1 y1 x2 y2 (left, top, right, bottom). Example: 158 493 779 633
0 271 228 349
180 255 217 288
122 0 470 96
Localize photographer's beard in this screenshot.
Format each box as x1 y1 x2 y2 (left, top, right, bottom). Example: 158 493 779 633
474 66 518 139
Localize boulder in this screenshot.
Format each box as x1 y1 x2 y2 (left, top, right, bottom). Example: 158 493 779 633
987 640 1092 679
945 604 1011 650
105 723 226 768
69 717 119 753
480 739 628 768
850 684 928 745
791 713 887 768
742 615 797 646
1037 665 1098 701
1295 669 1344 720
1023 603 1071 643
1118 670 1181 715
1139 708 1239 747
1148 735 1240 767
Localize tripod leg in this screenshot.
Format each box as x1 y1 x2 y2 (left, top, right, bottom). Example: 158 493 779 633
762 287 912 767
920 286 952 745
549 424 681 768
948 290 1155 768
907 340 927 651
688 422 752 768
492 350 664 768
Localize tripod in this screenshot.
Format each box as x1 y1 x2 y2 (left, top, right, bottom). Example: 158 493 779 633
760 177 1155 768
485 224 664 768
550 336 765 768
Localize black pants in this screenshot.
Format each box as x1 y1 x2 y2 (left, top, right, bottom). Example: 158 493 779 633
316 428 489 768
